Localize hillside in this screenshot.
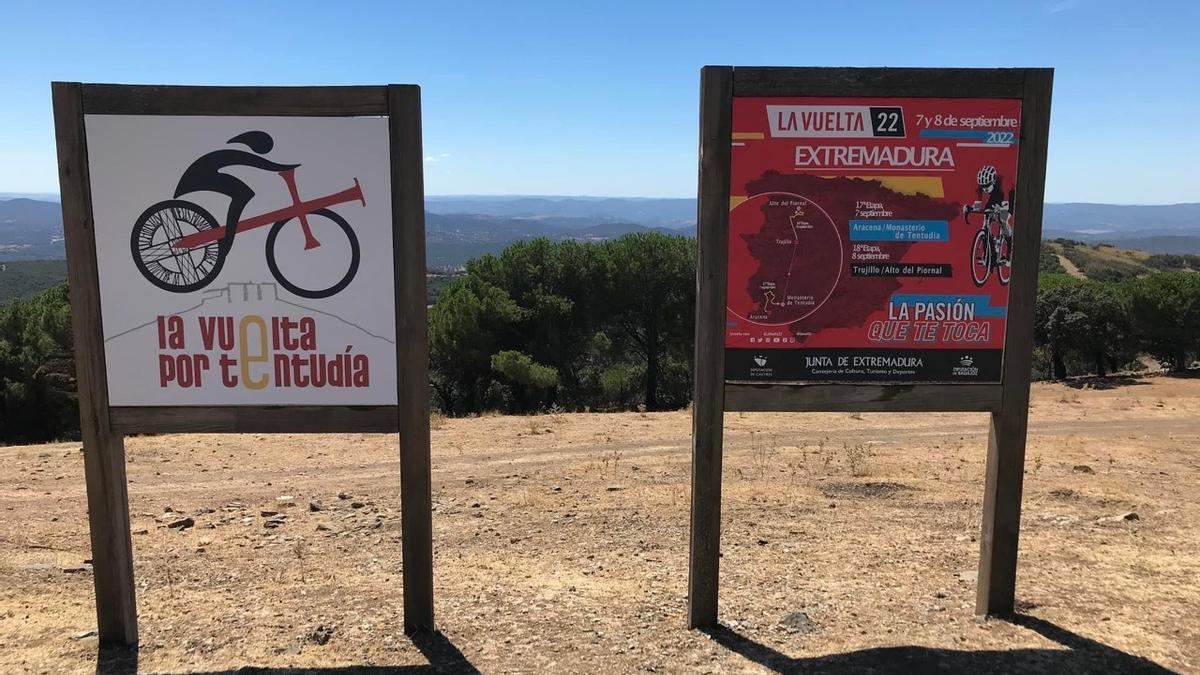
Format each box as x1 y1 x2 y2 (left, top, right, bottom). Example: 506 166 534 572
423 212 689 267
1042 239 1200 281
0 260 68 304
0 198 64 260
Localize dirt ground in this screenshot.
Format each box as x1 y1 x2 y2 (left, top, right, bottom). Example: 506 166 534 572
1 375 1197 674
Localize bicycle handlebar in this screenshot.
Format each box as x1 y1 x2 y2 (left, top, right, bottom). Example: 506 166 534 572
963 204 1004 225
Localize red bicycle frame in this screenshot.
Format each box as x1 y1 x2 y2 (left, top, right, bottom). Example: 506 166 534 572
172 169 364 251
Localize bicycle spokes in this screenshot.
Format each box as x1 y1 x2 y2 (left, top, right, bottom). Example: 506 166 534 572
131 201 224 293
132 169 364 296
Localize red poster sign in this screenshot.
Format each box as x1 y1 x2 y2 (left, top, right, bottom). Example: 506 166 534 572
725 97 1022 382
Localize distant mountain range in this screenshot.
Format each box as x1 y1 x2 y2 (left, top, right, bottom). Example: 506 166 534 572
424 211 686 266
0 198 65 259
426 195 695 229
5 196 1200 266
1041 202 1200 253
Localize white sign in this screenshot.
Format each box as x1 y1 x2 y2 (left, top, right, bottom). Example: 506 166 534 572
85 115 397 406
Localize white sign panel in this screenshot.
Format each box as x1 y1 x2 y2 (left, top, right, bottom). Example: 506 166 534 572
85 115 397 406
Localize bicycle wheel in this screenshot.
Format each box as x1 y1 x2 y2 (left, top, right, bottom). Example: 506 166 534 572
996 233 1013 286
970 229 991 287
265 208 360 299
130 200 225 293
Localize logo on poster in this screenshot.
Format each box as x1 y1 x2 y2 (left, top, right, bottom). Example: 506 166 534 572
953 355 981 377
767 105 907 138
131 131 366 299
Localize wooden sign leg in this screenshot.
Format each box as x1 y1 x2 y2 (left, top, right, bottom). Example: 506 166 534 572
81 432 139 644
976 410 1029 615
975 69 1053 617
688 397 725 628
687 66 733 630
52 81 138 646
389 84 435 634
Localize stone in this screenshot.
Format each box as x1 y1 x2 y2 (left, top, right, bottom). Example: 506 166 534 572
276 496 296 506
21 564 53 573
310 625 335 645
351 501 366 509
260 509 279 517
1098 511 1139 523
779 611 820 635
167 516 195 530
1072 464 1095 474
605 486 622 492
308 500 324 512
337 491 351 500
69 629 98 641
956 570 978 583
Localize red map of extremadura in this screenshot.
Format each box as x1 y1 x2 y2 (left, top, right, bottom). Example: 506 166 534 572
726 172 961 344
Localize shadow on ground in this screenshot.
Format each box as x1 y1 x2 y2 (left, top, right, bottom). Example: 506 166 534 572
96 630 480 675
702 614 1177 674
93 615 1178 674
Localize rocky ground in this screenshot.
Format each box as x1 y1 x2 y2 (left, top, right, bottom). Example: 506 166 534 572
1 375 1198 674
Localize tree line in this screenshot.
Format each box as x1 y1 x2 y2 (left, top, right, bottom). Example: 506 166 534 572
0 284 77 443
1034 272 1200 378
3 232 1200 442
429 233 694 415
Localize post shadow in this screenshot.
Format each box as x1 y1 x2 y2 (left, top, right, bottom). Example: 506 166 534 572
700 614 1177 675
97 630 479 675
96 645 138 675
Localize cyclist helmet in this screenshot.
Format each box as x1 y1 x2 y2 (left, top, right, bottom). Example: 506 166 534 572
226 130 274 154
977 165 997 186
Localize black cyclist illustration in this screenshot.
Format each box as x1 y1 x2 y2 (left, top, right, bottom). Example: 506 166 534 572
962 164 1015 286
130 131 366 299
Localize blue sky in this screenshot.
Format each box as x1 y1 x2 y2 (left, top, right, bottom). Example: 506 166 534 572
1 0 1196 203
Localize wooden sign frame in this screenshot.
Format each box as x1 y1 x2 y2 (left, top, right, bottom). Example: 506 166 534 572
687 66 1053 628
51 82 434 644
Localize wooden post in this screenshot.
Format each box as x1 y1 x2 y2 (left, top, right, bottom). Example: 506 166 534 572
687 66 733 629
976 69 1054 616
389 84 436 633
52 81 139 646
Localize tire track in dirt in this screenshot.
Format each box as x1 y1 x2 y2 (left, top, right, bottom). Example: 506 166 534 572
4 415 1193 505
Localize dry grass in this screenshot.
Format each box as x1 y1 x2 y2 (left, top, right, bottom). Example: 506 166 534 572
0 377 1197 673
